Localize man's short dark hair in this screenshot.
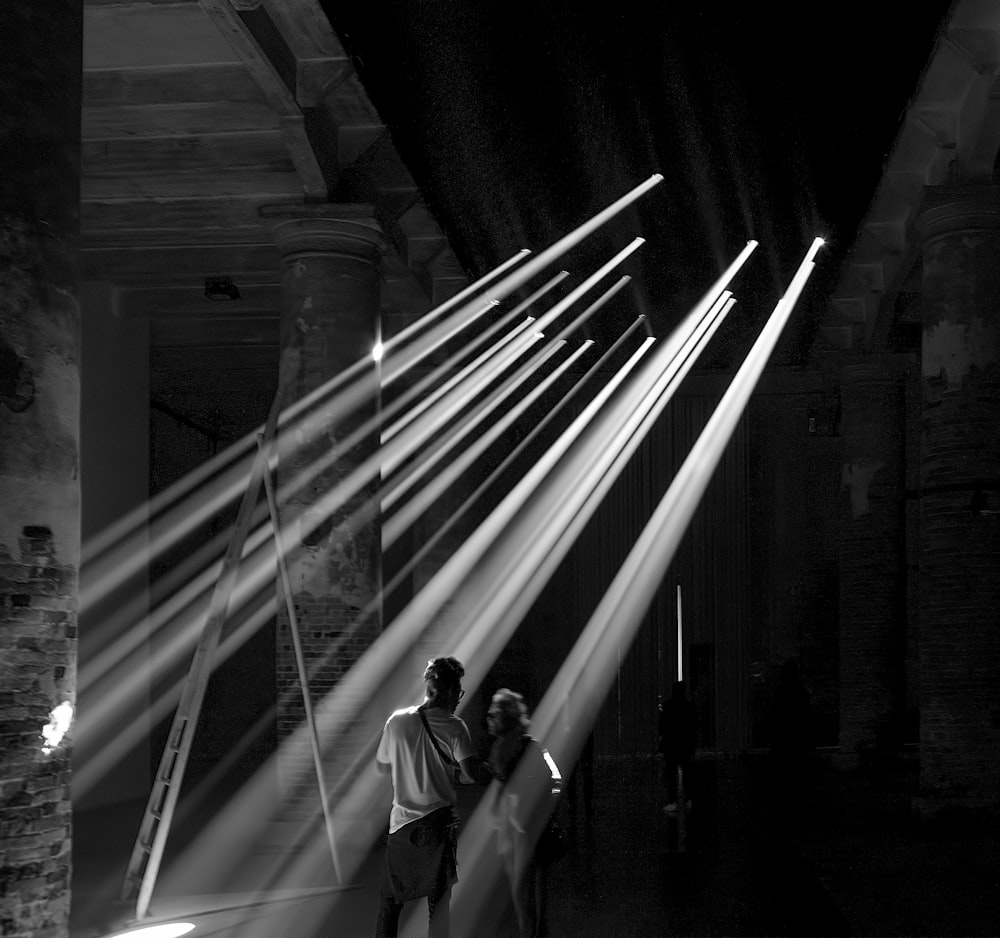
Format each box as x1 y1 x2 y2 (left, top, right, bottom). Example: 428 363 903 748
424 656 464 696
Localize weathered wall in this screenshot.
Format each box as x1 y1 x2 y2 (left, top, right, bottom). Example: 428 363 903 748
0 3 82 935
916 186 1000 812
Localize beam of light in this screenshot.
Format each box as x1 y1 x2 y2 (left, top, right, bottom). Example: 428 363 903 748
376 315 649 607
677 583 683 682
381 298 500 386
381 275 569 443
40 700 73 755
381 276 631 542
382 320 539 475
380 241 638 476
383 340 594 547
383 247 530 350
473 174 662 310
475 241 824 920
371 341 383 362
382 315 536 442
381 338 568 513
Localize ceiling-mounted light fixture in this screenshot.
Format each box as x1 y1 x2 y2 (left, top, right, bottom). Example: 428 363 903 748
204 277 240 301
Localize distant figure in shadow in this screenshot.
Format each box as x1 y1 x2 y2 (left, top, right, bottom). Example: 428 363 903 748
488 688 564 938
769 658 815 821
566 730 595 833
771 658 814 765
657 681 697 813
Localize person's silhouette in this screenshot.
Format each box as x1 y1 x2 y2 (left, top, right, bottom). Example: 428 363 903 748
657 681 697 812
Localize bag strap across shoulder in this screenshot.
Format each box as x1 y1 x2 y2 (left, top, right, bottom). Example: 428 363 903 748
418 706 459 769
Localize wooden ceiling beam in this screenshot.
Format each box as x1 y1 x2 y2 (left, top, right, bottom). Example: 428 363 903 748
82 101 281 139
81 240 281 281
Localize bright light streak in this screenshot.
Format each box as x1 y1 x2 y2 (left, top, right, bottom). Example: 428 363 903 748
40 701 73 755
383 341 594 546
677 584 683 682
478 175 662 308
371 341 383 362
377 314 648 603
382 338 565 514
102 923 195 938
381 317 537 444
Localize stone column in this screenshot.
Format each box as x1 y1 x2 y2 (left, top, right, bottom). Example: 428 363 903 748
837 358 906 761
915 186 1000 812
266 206 387 822
0 4 82 936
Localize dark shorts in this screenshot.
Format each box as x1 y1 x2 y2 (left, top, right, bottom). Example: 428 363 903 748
385 806 459 903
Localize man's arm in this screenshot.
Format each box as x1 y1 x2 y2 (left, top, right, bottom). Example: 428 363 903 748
459 755 493 786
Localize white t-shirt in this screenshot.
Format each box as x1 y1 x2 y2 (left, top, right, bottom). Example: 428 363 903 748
377 705 475 833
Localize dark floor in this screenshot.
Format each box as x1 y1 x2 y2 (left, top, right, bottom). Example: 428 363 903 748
71 753 1000 937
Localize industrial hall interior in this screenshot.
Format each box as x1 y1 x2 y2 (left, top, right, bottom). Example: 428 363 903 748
3 1 1000 937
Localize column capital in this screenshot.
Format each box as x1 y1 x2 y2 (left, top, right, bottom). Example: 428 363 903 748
916 184 1000 246
261 203 388 261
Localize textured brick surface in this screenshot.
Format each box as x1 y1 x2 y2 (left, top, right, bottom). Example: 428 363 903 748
916 189 1000 809
272 216 385 818
0 4 82 935
838 358 906 755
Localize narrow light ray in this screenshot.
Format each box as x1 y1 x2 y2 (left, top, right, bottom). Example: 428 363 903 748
380 274 630 518
477 174 662 308
381 317 537 444
383 248 530 350
380 241 640 477
381 298 500 386
382 338 568 512
377 315 649 605
522 239 644 340
383 340 594 546
381 270 570 422
552 274 632 342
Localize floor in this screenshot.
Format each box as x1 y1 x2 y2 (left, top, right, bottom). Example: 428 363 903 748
70 753 1000 937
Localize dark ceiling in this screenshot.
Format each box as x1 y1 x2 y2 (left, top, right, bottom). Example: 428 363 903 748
320 1 950 366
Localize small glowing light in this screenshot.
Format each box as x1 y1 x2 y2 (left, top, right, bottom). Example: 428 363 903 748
103 923 195 938
40 700 73 755
372 342 383 362
534 332 545 340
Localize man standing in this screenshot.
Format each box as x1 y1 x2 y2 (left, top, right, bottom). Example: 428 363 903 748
375 656 490 938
